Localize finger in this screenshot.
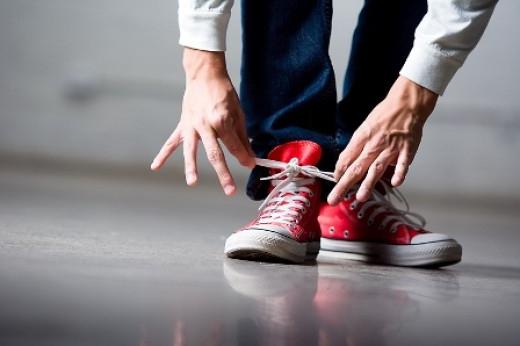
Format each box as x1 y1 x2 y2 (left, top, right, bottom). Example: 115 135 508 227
218 128 255 168
356 150 396 202
151 128 181 171
391 144 414 187
236 114 256 164
199 127 236 196
183 131 199 186
334 134 365 180
328 150 375 205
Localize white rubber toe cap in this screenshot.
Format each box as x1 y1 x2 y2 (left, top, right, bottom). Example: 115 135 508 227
411 232 453 244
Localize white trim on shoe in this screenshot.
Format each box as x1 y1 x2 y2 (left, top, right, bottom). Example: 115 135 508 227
319 237 462 267
225 229 320 263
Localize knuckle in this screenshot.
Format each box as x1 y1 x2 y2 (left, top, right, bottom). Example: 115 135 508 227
372 134 387 149
206 148 223 164
374 161 385 174
353 163 363 175
209 111 231 129
347 163 363 178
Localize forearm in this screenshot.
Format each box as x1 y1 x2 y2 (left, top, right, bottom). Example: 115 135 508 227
400 0 498 95
182 48 228 80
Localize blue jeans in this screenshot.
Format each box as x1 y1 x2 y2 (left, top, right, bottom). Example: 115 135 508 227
241 0 427 200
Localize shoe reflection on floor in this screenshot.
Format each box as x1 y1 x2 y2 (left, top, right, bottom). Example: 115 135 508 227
136 259 459 346
223 259 459 346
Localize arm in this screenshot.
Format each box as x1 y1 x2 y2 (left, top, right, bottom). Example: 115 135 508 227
151 0 254 196
328 0 498 205
401 0 498 95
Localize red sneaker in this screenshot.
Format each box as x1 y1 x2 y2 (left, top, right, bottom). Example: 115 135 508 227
225 141 334 263
318 183 462 267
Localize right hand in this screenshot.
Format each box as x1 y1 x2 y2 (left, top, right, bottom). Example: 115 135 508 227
150 48 255 196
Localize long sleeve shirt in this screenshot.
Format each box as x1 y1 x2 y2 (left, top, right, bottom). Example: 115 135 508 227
178 0 498 95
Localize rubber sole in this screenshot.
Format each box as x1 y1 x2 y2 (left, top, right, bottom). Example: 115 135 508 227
224 229 320 263
319 237 462 267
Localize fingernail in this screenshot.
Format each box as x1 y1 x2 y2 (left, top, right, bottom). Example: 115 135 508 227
327 193 337 205
186 173 196 186
391 176 401 187
150 160 158 170
224 185 235 195
357 188 369 201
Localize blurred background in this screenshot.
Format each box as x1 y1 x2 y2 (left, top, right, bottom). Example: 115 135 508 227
1 1 520 345
0 0 519 200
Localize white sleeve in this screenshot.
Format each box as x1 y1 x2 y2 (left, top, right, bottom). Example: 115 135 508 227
178 0 234 52
400 0 498 95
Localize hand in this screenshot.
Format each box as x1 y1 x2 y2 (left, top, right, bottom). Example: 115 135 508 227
328 76 438 205
150 48 255 196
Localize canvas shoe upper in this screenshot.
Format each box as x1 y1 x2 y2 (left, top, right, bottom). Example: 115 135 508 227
224 140 335 263
318 181 462 267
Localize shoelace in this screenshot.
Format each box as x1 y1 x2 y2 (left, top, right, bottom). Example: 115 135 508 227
255 158 335 226
254 158 425 232
347 181 426 233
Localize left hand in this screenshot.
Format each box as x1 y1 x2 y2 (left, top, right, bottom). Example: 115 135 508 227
327 76 438 205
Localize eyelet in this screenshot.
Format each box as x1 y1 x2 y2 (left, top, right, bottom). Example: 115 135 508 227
305 200 311 207
309 191 314 197
343 230 349 238
349 204 356 210
328 226 335 234
302 208 307 214
367 219 374 226
357 212 364 219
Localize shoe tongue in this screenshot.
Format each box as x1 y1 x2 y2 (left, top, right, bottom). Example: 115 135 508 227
267 141 322 171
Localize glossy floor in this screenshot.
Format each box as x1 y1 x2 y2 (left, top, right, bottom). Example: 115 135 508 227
1 167 519 346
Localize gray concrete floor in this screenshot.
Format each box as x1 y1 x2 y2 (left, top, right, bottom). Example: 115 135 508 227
1 165 520 346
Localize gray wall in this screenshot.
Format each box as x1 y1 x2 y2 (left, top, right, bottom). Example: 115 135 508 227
0 0 519 199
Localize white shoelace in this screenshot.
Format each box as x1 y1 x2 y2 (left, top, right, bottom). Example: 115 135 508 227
255 158 335 226
348 181 426 233
254 157 425 231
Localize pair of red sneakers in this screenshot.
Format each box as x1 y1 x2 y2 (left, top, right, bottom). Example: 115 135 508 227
224 141 462 267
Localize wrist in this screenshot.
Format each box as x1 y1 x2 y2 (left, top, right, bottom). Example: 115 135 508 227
183 48 228 81
393 75 438 122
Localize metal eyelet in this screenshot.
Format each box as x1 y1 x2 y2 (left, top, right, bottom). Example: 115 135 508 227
302 208 307 214
357 212 364 219
309 191 314 197
343 230 349 238
367 219 374 226
328 226 335 234
305 200 311 207
349 204 356 210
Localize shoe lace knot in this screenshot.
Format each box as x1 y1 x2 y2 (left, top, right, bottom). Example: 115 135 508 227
254 158 335 226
